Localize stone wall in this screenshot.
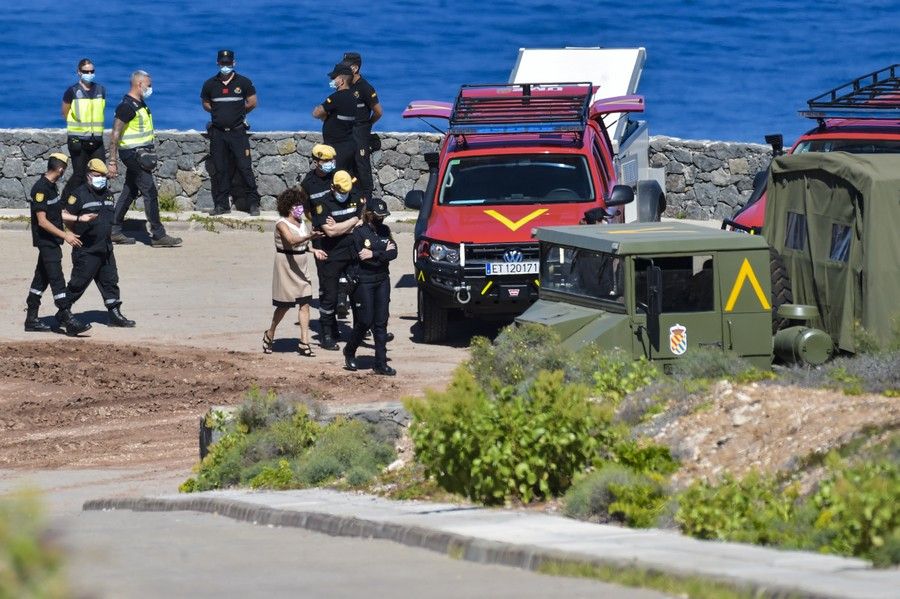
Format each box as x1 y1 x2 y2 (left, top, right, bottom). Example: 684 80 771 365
0 129 769 219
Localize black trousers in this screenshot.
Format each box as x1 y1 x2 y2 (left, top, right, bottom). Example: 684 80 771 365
209 127 260 211
26 245 69 310
346 277 391 366
318 256 352 338
66 248 121 310
352 124 374 198
327 139 357 176
113 148 167 239
61 137 105 201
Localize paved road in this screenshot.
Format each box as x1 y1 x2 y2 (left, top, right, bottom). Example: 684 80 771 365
1 469 665 599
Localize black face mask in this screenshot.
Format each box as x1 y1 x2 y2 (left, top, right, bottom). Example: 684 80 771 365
372 216 384 226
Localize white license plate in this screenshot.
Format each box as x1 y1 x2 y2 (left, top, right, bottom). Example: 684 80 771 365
485 261 539 276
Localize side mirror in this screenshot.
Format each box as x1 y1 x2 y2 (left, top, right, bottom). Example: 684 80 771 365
646 265 662 352
404 189 425 210
764 133 784 156
605 184 635 207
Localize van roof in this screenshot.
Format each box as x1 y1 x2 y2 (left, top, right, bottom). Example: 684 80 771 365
536 222 769 254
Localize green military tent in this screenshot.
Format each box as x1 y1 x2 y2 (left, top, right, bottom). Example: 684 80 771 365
764 152 900 352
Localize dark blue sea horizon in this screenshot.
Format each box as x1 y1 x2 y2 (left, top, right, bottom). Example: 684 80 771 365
1 0 895 144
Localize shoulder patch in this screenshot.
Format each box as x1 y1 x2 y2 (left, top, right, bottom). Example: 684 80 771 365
34 192 45 203
353 90 360 98
364 238 371 248
67 195 77 205
316 204 323 214
234 87 242 94
371 92 377 97
325 98 332 104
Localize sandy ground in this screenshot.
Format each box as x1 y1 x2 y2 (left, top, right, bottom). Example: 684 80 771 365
0 228 497 471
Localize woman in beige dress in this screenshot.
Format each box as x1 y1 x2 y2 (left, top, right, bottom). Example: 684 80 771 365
264 188 322 356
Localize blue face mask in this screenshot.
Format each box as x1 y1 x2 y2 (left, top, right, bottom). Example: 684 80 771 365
142 86 153 99
90 175 107 190
80 72 95 84
219 65 234 76
321 160 336 173
329 78 339 90
334 191 349 203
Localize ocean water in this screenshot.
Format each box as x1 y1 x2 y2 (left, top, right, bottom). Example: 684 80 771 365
0 0 895 144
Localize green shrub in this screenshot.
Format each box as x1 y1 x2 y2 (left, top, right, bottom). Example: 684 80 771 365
0 491 67 598
592 353 660 405
249 459 296 490
564 464 669 527
158 194 179 213
669 348 758 381
468 324 570 390
784 351 900 396
675 472 802 546
811 456 900 566
237 387 296 432
295 419 395 487
612 438 679 476
407 368 607 504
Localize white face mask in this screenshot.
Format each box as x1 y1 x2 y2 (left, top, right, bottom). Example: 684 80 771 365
90 175 107 190
334 191 349 203
142 86 153 99
320 160 336 173
329 78 339 90
219 65 234 76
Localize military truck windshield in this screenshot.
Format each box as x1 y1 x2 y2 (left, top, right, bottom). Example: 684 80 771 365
541 244 623 304
635 256 714 313
439 155 595 205
794 139 900 154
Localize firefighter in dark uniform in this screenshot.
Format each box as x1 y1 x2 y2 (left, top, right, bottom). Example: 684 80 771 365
64 158 136 328
343 199 397 376
107 70 181 247
342 52 383 200
300 144 339 330
24 153 91 336
61 58 106 202
310 170 362 350
201 49 261 216
313 64 357 175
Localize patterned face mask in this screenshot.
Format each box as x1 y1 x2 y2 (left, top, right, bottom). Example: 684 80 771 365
290 205 304 220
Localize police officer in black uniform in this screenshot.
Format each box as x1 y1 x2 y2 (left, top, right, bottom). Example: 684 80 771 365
342 52 383 200
310 170 362 350
343 199 397 376
64 158 136 328
201 49 261 216
313 64 357 175
24 153 90 335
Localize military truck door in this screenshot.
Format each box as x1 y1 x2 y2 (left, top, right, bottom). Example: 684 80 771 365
717 248 774 368
632 254 722 361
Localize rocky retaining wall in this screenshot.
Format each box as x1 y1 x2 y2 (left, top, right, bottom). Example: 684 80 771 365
0 129 770 220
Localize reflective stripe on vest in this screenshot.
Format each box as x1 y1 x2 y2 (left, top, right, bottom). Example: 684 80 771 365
67 97 106 137
119 106 154 148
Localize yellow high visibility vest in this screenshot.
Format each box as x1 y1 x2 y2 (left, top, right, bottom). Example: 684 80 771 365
66 85 106 137
119 105 155 148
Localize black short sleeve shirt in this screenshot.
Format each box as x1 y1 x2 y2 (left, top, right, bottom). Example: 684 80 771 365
66 184 115 254
30 176 63 247
201 72 256 129
349 77 379 124
321 90 356 144
63 82 106 104
311 191 363 259
114 95 146 125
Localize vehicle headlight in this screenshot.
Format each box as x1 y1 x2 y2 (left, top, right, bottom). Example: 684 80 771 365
428 243 459 264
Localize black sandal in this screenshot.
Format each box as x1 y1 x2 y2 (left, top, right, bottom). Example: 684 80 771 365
263 331 274 354
298 342 315 357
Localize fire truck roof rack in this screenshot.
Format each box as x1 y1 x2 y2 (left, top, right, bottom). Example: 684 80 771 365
448 82 592 136
801 64 900 120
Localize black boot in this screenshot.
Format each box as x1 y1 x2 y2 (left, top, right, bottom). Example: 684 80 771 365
108 306 136 327
343 346 358 371
24 307 51 332
373 363 396 376
320 335 339 351
56 309 91 336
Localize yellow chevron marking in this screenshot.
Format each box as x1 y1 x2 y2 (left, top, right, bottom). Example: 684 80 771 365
480 281 493 295
724 258 771 312
417 270 425 282
483 208 548 231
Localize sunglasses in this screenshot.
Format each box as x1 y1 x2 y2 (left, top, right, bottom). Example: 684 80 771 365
80 69 95 74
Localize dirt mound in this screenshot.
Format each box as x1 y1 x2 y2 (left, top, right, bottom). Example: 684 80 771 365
0 341 423 470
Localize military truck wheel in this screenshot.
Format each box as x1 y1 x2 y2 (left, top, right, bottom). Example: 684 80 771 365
418 289 448 343
770 246 793 333
636 180 665 222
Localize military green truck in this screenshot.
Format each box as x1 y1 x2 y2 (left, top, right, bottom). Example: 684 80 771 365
517 152 899 367
516 222 832 369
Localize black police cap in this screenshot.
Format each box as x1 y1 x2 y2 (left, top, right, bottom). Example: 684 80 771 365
370 199 390 217
328 63 353 78
583 207 608 224
217 49 235 64
342 52 362 67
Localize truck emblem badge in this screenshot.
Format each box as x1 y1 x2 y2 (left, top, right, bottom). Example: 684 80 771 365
503 249 523 263
508 288 520 297
484 208 548 231
669 324 687 356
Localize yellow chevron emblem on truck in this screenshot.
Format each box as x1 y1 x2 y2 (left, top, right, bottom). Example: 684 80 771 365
724 258 771 312
483 208 548 231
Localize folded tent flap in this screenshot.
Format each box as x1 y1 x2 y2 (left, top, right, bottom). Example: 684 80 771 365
509 47 646 144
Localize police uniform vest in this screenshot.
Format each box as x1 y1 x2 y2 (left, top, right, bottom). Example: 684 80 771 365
67 184 115 253
311 192 362 260
66 84 106 138
119 97 154 148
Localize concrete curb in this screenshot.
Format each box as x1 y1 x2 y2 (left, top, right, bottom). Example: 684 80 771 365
83 494 893 599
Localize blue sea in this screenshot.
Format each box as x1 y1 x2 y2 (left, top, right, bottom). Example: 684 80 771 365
1 1 896 144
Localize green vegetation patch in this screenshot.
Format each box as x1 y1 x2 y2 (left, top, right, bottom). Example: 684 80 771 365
0 491 67 598
187 214 266 233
